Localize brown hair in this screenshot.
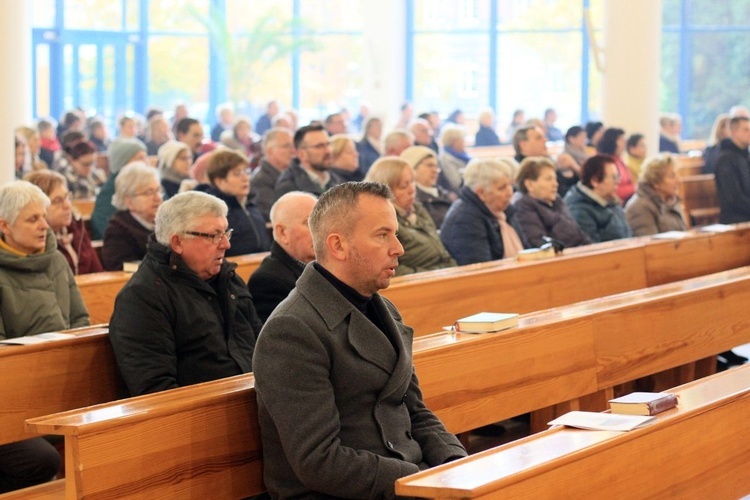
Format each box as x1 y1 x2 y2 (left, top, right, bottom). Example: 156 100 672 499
207 150 249 184
516 156 556 194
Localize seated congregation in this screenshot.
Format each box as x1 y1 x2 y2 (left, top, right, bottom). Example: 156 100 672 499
3 101 750 496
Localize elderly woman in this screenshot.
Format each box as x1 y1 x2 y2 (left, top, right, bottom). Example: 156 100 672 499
512 157 591 249
16 126 48 171
60 140 104 199
157 140 193 199
101 162 163 271
563 155 632 243
440 159 523 265
624 155 686 236
365 157 455 275
206 150 270 256
0 181 89 493
438 125 470 194
474 109 502 147
400 145 455 229
24 171 102 275
330 134 363 182
356 117 383 175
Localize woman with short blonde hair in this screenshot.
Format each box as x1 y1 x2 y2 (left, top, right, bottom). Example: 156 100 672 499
625 154 686 236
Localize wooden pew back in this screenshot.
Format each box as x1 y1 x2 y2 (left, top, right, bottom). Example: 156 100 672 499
678 173 719 227
395 365 750 499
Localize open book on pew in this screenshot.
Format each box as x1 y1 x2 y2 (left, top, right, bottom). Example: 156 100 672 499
0 332 76 345
548 411 655 431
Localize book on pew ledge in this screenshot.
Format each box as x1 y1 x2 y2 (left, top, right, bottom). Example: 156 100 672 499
516 246 556 262
698 223 733 233
548 411 655 431
609 392 678 416
452 312 519 333
122 260 142 273
0 332 76 345
651 230 690 239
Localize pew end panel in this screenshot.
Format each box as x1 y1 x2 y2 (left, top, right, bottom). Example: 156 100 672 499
75 272 132 325
415 316 598 435
396 365 750 499
25 375 264 500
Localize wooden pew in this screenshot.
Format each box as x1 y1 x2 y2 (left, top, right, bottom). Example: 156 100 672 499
674 154 704 176
70 198 95 220
395 364 750 499
21 267 750 499
0 325 119 447
75 252 267 324
678 173 719 227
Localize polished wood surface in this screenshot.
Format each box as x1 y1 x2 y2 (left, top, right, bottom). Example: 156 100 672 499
678 173 719 227
70 198 95 220
395 365 750 499
674 154 704 176
0 325 118 446
0 479 65 499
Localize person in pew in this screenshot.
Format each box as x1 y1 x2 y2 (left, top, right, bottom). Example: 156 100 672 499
0 181 91 492
596 127 635 204
247 192 317 323
401 145 455 229
440 158 523 265
513 124 581 197
474 108 502 147
59 140 106 199
563 155 632 243
101 162 163 271
329 134 363 182
702 113 730 175
624 154 686 236
410 118 439 154
625 133 647 182
251 128 295 221
438 125 470 194
24 170 103 274
562 125 591 168
253 182 466 499
90 137 148 239
512 157 591 249
356 116 383 175
206 150 271 256
156 140 193 199
366 157 456 275
109 191 262 396
715 116 750 224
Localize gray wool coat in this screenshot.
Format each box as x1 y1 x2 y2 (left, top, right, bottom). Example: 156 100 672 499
253 264 466 499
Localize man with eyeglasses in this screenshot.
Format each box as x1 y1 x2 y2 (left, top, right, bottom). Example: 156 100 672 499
251 128 296 221
273 122 343 201
109 191 262 397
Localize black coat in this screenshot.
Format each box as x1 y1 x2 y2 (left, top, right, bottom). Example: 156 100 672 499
273 160 342 200
101 210 151 271
715 139 750 224
247 241 305 323
206 187 271 256
109 236 262 397
512 193 591 249
416 185 454 229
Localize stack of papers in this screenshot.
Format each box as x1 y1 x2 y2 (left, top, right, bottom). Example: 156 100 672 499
547 411 655 431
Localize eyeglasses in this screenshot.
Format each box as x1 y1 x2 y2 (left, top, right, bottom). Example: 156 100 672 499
302 142 331 151
228 168 251 178
184 228 233 245
50 193 72 206
133 187 165 198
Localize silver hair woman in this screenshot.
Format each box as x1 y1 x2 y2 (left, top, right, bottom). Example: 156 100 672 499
101 162 163 271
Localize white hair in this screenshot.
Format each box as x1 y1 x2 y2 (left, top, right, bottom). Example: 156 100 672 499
463 158 514 191
0 180 50 225
112 162 160 210
440 125 465 148
154 191 228 245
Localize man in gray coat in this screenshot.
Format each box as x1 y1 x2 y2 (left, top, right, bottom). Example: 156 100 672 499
253 182 466 499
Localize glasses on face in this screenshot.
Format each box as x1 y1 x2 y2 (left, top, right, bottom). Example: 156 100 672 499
133 187 165 198
228 168 251 178
50 192 72 206
184 228 233 245
302 142 331 151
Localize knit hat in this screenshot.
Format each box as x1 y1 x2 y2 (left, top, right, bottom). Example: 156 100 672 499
107 138 147 174
157 140 190 172
400 145 437 169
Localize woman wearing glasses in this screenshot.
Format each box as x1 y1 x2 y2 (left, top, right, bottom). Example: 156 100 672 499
206 150 270 256
563 155 632 243
59 140 105 199
24 170 103 275
101 162 164 271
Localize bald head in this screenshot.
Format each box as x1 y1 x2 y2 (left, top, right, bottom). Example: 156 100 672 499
410 119 433 147
270 191 318 263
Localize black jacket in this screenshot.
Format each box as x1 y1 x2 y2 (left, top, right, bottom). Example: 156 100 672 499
273 160 342 200
715 138 750 223
207 187 271 257
109 236 262 397
101 210 152 271
247 241 305 323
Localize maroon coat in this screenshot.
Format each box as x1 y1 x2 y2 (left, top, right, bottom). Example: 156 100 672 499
58 218 103 275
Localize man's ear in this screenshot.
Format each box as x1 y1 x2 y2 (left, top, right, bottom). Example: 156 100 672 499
326 232 346 261
170 233 184 255
274 223 287 245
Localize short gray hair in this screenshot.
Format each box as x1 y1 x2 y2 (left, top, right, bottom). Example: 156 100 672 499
440 125 464 148
155 191 228 245
0 180 50 225
384 129 414 151
463 159 514 191
112 162 160 210
309 182 392 260
262 127 292 151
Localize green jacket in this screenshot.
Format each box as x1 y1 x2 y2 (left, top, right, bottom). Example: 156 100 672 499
0 229 90 339
396 202 456 276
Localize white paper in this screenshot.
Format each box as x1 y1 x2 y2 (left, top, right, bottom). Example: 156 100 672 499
651 231 690 240
0 332 76 345
698 224 733 233
547 411 655 431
